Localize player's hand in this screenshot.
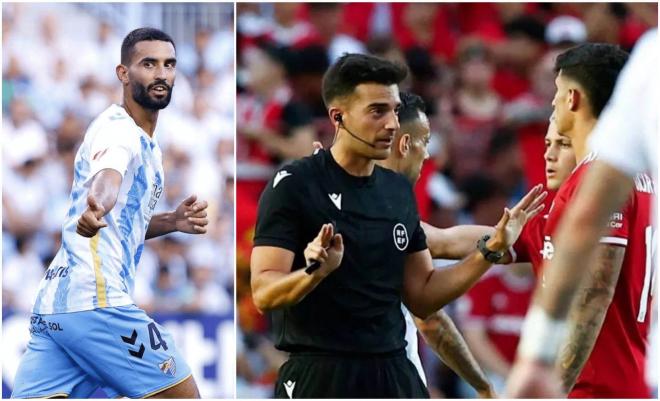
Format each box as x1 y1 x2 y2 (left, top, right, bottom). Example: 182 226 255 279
505 356 563 398
175 194 209 234
312 141 324 153
77 195 108 237
491 184 547 251
304 223 344 275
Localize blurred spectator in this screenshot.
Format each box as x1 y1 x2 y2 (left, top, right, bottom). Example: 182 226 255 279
457 264 534 396
492 15 547 101
448 41 502 184
545 15 587 48
485 128 525 199
2 235 45 313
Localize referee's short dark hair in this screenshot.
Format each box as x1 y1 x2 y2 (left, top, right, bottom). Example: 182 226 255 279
322 53 408 107
398 92 426 126
121 27 176 65
554 43 628 117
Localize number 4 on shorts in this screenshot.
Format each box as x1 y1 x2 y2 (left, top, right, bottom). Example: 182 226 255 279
148 322 169 351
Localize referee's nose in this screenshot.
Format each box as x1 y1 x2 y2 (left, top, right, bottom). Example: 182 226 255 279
384 110 400 131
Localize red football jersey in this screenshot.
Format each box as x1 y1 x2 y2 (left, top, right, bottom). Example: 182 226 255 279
460 270 534 363
512 213 546 276
542 152 654 398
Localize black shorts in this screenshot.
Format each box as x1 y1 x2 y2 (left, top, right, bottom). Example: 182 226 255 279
273 349 429 399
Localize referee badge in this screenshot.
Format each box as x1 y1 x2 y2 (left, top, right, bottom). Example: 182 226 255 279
393 223 409 251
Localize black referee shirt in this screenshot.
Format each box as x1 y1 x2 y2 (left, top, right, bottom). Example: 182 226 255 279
254 149 427 354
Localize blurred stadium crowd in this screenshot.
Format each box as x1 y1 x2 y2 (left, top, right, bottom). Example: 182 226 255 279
2 3 235 319
235 2 656 397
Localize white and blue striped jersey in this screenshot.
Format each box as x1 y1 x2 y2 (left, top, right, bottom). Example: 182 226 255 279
33 104 164 314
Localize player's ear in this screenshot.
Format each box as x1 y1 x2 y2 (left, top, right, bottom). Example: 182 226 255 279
399 133 411 156
116 64 129 85
568 88 580 112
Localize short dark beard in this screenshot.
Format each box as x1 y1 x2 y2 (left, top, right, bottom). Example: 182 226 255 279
131 80 173 110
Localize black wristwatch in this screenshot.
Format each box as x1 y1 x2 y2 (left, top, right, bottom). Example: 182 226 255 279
477 234 505 263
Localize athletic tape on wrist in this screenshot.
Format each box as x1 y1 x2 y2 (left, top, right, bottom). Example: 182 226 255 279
517 305 568 363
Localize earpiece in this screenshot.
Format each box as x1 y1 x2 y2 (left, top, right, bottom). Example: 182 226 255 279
334 114 342 123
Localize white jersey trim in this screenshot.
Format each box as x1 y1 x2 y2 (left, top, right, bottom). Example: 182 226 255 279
599 236 628 246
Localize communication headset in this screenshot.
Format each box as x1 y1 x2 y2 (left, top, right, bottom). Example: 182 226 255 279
334 114 377 148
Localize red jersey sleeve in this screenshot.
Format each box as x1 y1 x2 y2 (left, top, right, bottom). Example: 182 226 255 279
600 194 632 247
512 214 543 264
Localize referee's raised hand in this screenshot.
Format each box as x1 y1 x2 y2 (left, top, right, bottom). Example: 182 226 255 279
492 184 547 250
304 223 344 275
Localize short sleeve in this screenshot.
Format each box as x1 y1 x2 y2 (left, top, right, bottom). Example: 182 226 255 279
407 220 428 253
253 168 304 252
405 184 427 253
600 196 632 247
88 121 140 179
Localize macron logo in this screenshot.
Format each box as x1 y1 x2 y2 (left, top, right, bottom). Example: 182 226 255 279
284 380 295 399
273 170 292 188
328 193 342 210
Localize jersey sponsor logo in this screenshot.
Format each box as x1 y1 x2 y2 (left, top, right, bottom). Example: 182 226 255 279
273 170 292 188
44 265 69 280
29 315 48 334
393 223 409 251
29 315 64 333
608 212 624 229
328 193 342 210
148 183 163 212
284 380 295 399
540 236 554 260
158 356 177 377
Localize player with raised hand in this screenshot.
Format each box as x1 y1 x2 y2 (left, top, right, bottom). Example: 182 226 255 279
507 42 654 398
11 28 207 399
250 54 547 396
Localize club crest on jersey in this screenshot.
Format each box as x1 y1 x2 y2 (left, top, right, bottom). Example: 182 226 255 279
540 236 554 260
158 356 176 377
393 223 409 251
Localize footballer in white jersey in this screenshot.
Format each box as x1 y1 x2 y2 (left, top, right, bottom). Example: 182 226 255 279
12 28 207 399
33 104 164 314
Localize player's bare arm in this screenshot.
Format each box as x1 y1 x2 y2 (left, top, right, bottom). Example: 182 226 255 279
246 124 316 161
76 169 122 237
251 223 344 312
414 312 495 398
422 223 499 261
146 194 209 239
462 322 512 380
557 244 625 394
403 185 546 318
537 162 634 320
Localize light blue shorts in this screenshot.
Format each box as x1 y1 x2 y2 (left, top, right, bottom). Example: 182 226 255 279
11 305 192 398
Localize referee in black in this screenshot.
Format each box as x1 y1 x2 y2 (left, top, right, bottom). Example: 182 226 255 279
251 53 537 398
